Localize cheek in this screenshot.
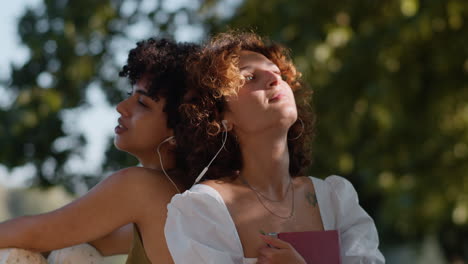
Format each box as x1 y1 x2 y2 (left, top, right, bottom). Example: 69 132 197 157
131 114 154 133
237 90 264 108
233 95 264 114
148 113 171 136
227 100 251 121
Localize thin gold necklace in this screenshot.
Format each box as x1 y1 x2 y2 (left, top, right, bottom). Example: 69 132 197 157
241 177 295 219
241 176 293 202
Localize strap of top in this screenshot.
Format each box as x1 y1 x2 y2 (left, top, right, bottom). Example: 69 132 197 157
126 224 152 264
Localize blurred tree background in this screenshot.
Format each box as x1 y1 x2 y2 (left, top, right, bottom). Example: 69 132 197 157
1 0 467 262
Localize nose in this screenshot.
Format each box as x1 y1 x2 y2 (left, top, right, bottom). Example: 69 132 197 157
116 97 130 117
265 70 281 89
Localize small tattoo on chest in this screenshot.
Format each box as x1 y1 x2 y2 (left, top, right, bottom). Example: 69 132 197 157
306 191 318 207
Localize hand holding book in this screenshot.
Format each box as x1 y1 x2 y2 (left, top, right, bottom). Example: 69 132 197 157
257 234 306 264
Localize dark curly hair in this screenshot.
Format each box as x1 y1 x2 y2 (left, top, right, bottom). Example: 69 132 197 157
119 38 200 189
119 37 200 130
176 32 314 184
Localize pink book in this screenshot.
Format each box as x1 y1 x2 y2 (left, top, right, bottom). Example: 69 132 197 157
278 230 341 264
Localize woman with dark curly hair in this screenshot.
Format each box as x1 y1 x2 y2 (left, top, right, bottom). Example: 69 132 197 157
165 32 385 264
0 38 199 264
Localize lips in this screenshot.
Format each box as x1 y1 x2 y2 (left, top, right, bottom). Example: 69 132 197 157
269 92 284 103
115 118 128 134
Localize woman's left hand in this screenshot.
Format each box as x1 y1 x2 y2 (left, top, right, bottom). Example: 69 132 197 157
256 235 306 264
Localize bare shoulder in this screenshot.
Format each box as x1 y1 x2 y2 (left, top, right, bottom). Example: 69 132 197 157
293 176 315 192
201 177 245 203
293 176 314 185
103 167 182 201
201 177 239 191
200 179 222 189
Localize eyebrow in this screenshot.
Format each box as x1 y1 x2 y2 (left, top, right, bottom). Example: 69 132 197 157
135 89 149 96
239 62 279 71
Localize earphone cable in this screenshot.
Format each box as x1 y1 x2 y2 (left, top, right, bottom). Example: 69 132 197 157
157 136 181 193
193 122 229 185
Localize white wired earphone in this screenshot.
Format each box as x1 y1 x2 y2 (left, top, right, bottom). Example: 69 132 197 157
192 119 229 186
156 135 181 193
157 120 229 191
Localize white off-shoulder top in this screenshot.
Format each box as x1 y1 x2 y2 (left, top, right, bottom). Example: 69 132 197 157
165 176 385 264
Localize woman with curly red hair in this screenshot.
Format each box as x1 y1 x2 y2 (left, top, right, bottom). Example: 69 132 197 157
165 32 385 264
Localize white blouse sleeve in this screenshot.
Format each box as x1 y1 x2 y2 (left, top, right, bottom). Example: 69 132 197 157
164 185 245 264
325 176 385 264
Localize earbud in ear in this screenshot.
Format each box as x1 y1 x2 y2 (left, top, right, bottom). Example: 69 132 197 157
221 120 228 130
169 138 176 145
159 136 175 146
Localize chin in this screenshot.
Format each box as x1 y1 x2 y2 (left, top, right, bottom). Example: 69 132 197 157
114 138 127 152
274 115 295 130
281 108 298 125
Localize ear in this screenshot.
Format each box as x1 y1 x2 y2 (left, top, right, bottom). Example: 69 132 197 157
221 120 233 131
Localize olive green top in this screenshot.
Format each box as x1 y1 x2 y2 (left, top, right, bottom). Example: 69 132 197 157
126 225 151 264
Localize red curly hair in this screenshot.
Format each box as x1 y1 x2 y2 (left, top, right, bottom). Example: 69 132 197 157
175 31 314 184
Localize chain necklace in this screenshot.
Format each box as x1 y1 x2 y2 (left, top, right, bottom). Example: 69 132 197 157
241 176 295 219
240 176 292 202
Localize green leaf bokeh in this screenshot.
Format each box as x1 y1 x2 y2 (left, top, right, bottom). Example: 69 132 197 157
2 0 467 261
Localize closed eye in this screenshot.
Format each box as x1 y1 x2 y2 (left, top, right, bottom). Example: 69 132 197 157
138 98 148 107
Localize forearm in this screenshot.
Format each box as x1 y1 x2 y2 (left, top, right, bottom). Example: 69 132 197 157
0 216 42 251
0 214 87 252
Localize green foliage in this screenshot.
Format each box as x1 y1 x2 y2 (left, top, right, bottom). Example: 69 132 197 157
2 0 197 188
2 0 467 259
4 0 123 188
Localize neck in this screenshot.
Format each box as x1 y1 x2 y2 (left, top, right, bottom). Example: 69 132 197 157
136 145 176 171
237 127 291 197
